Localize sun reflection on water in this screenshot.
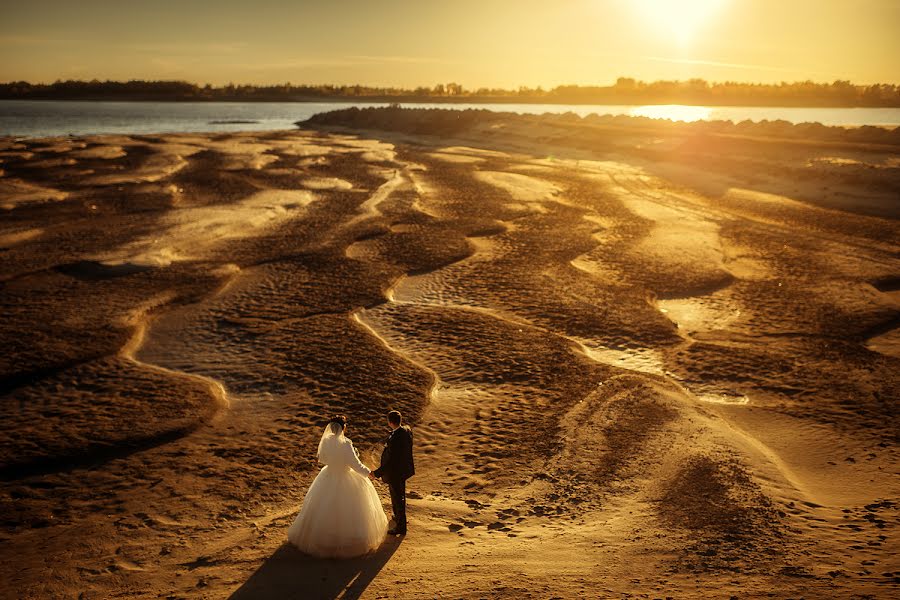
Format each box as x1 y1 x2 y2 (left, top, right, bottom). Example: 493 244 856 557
630 104 713 122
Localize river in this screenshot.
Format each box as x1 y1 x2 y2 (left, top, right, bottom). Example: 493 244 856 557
1 99 898 138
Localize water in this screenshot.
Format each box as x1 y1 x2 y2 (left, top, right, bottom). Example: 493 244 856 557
1 99 898 138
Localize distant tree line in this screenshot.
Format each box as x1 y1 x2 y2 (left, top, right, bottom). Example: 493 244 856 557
1 77 899 106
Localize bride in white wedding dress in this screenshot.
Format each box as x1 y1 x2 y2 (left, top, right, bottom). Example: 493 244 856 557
287 416 388 558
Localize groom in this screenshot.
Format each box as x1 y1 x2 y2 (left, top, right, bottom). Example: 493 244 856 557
370 410 414 535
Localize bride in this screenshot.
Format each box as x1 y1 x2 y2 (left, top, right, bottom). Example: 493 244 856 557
287 415 388 558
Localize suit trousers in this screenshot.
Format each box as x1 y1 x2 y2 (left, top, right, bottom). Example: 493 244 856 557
388 478 407 531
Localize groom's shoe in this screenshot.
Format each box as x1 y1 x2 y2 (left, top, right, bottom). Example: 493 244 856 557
387 527 407 535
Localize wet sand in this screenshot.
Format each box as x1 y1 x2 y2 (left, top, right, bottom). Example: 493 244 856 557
1 110 898 598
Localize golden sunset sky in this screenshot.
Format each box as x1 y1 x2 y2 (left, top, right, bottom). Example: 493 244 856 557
2 0 898 87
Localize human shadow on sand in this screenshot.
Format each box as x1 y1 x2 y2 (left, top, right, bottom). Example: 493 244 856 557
228 537 403 600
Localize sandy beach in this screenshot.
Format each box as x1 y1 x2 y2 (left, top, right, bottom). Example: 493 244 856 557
1 108 898 598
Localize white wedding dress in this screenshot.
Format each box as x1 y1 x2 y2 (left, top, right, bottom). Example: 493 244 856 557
287 423 388 558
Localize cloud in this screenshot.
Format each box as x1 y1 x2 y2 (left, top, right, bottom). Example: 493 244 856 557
0 34 81 47
232 57 362 72
0 35 248 57
347 55 452 65
125 41 250 55
643 55 841 79
147 57 189 74
233 54 450 72
646 56 791 72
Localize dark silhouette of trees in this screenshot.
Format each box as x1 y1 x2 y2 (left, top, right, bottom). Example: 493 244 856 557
1 78 898 106
303 106 900 147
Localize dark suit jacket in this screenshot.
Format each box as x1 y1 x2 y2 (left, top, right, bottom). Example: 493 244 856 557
373 425 414 484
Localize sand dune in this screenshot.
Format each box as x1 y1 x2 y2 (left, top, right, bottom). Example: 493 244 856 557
1 111 898 598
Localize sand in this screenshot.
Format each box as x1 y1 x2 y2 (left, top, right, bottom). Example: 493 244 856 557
1 110 898 599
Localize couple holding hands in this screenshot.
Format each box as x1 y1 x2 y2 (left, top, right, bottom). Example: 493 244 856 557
287 410 415 558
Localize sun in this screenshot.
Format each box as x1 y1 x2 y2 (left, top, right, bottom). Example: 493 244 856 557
633 0 727 45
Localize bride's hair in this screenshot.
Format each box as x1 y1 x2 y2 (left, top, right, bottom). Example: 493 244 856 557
319 415 349 463
325 415 347 436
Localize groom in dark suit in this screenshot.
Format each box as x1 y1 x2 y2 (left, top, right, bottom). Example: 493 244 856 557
371 410 414 535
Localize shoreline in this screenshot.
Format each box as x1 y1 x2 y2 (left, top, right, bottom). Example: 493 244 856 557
5 96 900 108
3 101 900 142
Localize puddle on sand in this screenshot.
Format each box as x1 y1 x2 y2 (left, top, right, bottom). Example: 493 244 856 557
574 337 752 406
657 296 742 335
694 392 750 405
866 328 900 358
0 228 43 246
572 338 666 376
474 171 560 203
99 189 316 267
301 177 353 190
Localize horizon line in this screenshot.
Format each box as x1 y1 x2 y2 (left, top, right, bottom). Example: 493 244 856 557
3 76 899 88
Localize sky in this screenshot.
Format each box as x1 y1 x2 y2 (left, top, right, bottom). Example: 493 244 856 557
1 0 898 88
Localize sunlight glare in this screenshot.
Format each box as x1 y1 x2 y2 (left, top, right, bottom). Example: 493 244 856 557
629 104 712 122
633 0 727 44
